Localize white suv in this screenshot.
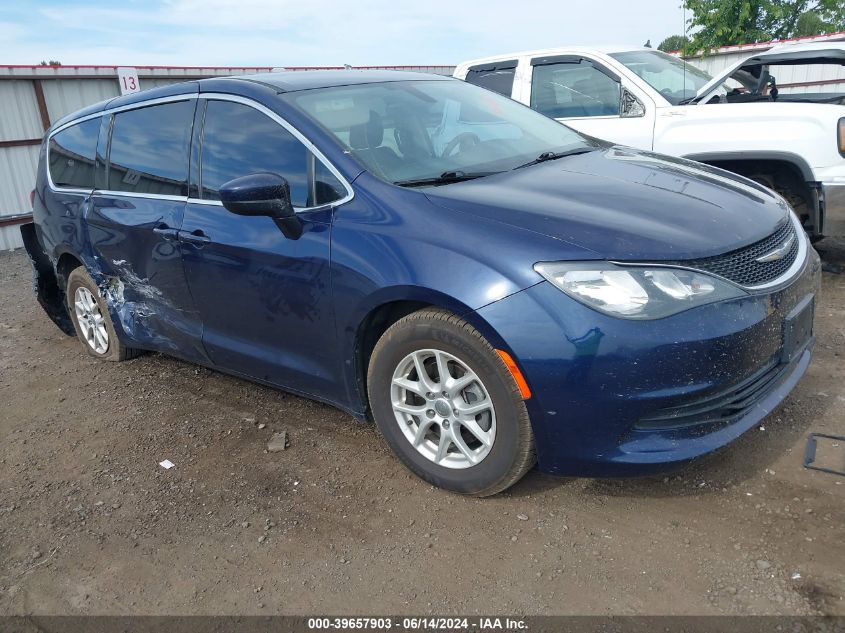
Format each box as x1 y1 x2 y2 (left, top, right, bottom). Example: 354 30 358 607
454 43 845 238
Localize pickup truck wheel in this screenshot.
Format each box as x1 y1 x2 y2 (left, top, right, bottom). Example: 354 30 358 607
66 267 141 362
749 173 810 225
367 308 535 496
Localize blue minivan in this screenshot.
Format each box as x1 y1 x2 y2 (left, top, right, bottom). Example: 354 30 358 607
22 70 820 495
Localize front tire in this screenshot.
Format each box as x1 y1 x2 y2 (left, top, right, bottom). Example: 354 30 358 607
367 308 535 496
66 266 140 361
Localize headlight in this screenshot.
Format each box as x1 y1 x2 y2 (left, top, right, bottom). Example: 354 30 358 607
534 262 747 319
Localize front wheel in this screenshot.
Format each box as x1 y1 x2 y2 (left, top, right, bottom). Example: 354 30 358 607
367 308 535 496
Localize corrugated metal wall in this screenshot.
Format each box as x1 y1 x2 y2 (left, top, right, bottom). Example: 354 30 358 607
0 78 44 250
0 64 455 251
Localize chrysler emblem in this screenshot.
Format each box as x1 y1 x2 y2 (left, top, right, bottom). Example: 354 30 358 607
755 234 795 263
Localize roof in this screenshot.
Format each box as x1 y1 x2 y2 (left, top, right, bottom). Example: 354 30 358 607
759 41 845 57
230 69 452 91
454 46 647 69
48 69 454 130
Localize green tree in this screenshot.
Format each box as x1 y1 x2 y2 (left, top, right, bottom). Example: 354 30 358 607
684 0 845 54
658 34 691 52
794 10 836 36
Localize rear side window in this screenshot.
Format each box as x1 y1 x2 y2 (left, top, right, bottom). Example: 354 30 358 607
49 118 100 189
200 100 310 206
108 100 194 196
464 61 517 97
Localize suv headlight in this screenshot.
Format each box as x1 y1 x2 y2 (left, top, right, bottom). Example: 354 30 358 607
534 262 747 319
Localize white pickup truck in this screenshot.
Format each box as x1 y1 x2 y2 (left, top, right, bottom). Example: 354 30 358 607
453 43 845 239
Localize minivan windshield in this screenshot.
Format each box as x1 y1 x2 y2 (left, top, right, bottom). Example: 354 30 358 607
284 79 596 186
610 50 713 104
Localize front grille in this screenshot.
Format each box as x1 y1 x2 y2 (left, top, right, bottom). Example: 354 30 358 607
673 219 799 287
635 358 785 431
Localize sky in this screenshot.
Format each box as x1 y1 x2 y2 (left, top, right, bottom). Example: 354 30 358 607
0 0 687 67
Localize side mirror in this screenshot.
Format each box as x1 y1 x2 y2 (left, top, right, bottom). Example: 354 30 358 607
219 173 301 239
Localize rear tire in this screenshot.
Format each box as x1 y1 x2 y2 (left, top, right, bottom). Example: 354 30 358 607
367 308 535 496
66 266 141 362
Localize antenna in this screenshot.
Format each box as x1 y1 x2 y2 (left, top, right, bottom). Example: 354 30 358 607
683 0 688 101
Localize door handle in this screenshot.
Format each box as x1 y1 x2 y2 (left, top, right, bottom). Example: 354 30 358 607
179 229 211 246
153 224 180 241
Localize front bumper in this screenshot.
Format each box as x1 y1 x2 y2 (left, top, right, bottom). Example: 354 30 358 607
822 183 845 236
475 247 822 477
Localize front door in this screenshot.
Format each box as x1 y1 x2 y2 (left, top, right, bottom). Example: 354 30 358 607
87 99 206 361
524 55 655 150
180 98 349 402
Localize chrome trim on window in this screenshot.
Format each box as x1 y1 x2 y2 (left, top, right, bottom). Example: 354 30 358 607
187 198 223 206
92 190 188 202
46 93 356 213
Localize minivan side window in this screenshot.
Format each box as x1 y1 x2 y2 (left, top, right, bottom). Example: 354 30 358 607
200 100 311 207
464 61 517 97
49 118 100 189
531 60 621 118
108 100 194 196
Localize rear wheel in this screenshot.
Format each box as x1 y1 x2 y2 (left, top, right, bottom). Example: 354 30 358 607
66 267 141 361
367 308 535 496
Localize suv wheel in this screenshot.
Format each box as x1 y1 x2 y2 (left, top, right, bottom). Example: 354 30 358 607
367 308 535 496
66 266 141 361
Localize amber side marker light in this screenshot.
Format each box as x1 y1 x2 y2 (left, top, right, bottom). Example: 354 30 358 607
495 349 532 400
839 118 845 157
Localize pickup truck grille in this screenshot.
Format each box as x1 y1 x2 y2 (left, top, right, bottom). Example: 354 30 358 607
676 219 799 287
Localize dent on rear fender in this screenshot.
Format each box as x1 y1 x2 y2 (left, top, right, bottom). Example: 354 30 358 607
88 258 162 340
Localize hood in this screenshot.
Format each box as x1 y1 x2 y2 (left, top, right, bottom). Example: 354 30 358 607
696 44 845 98
425 147 790 261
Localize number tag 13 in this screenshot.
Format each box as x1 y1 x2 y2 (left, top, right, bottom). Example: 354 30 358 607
117 67 140 95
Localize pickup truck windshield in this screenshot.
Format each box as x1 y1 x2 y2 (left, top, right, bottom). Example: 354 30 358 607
610 50 713 105
284 79 595 186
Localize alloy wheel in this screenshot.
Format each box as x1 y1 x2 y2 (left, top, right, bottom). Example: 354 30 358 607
73 286 109 354
390 348 496 469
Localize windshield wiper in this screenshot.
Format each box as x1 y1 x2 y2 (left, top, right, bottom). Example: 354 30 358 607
394 170 495 188
513 146 598 170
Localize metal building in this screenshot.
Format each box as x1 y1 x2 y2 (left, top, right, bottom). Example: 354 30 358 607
0 64 455 251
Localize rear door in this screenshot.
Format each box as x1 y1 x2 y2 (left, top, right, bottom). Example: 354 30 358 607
463 60 519 98
87 99 205 360
180 97 349 401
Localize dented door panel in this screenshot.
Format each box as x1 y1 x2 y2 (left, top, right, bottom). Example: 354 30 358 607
87 194 206 361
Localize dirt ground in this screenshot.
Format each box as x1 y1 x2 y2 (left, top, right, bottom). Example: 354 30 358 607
0 242 844 617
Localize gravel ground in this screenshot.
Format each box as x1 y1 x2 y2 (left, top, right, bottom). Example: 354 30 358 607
0 243 844 616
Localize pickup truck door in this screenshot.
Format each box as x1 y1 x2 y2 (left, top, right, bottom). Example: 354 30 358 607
519 54 655 150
